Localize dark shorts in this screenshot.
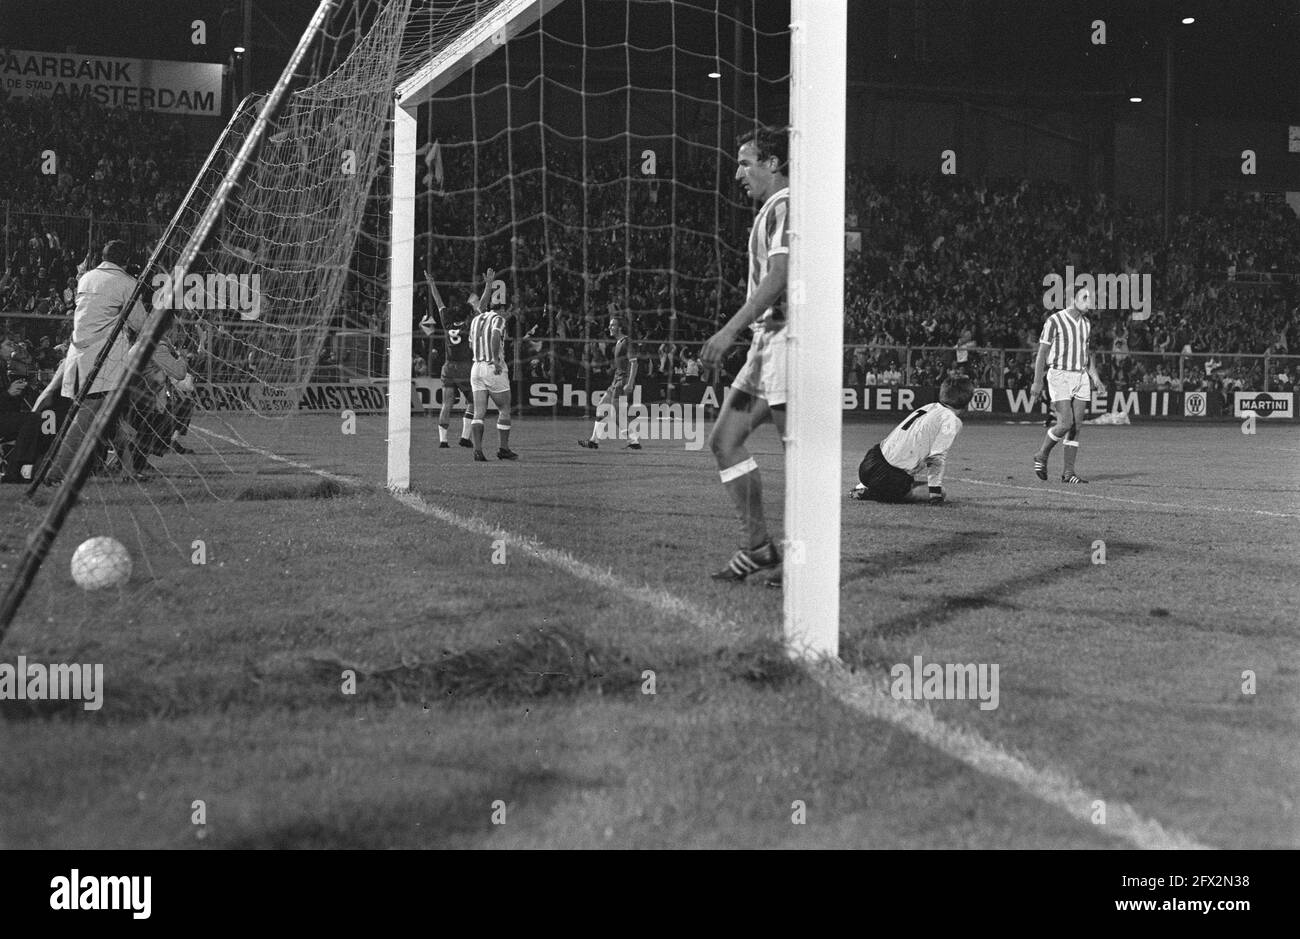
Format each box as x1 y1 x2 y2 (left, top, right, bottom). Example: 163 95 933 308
441 360 472 387
603 376 629 403
857 444 916 503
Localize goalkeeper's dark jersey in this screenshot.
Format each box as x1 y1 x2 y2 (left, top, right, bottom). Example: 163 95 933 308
610 336 637 381
441 305 473 364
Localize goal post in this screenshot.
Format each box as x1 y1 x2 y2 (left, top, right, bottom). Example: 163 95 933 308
0 0 341 640
388 0 846 659
388 102 416 491
388 0 566 491
784 0 847 660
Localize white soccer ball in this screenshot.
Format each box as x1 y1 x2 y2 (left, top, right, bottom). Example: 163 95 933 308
70 537 133 591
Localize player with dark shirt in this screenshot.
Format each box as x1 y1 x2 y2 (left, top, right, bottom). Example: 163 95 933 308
421 268 489 448
579 315 641 450
0 341 51 483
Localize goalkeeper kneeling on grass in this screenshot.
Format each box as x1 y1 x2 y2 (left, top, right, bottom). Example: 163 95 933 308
850 376 974 505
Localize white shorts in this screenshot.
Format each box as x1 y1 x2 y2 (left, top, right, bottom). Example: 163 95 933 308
1047 368 1091 402
470 362 511 395
731 324 788 407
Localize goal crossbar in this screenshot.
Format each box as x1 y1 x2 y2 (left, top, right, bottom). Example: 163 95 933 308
396 0 565 107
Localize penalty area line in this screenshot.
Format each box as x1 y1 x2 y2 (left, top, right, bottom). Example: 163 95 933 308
196 424 1213 850
958 476 1300 520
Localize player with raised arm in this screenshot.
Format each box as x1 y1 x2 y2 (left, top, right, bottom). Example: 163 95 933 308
1031 286 1105 483
849 376 974 504
700 127 789 583
578 315 641 450
420 267 477 449
467 268 517 462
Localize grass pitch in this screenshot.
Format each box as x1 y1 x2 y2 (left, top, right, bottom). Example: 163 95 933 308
0 410 1295 848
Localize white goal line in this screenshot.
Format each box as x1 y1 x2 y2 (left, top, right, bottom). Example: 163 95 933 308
191 422 1214 850
957 477 1300 520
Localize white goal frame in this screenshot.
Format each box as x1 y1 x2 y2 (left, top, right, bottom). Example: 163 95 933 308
388 0 846 659
388 0 564 491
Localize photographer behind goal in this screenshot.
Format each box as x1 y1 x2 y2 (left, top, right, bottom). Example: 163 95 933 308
850 376 974 505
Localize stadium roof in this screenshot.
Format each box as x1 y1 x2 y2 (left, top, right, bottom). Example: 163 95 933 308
1 0 1294 122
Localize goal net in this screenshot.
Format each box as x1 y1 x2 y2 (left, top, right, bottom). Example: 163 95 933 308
391 0 843 655
0 0 844 660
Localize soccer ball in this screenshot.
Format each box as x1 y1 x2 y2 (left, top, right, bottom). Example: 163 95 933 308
70 537 133 591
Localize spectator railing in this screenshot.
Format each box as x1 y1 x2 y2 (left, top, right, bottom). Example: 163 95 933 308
4 203 162 271
1227 270 1300 286
3 310 1297 394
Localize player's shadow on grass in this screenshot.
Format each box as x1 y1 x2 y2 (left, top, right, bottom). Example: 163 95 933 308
219 767 610 848
841 529 1001 588
842 555 1092 658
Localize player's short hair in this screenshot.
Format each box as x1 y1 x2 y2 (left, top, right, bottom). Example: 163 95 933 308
939 376 975 410
738 125 790 174
101 240 130 266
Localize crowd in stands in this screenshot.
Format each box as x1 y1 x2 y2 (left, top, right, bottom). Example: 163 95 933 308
419 136 1298 393
837 171 1298 392
1 94 195 357
0 95 193 223
3 95 1298 394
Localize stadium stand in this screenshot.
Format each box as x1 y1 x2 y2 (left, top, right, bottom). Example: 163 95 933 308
2 97 1297 394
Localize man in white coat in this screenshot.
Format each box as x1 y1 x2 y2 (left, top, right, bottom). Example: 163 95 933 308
48 240 150 482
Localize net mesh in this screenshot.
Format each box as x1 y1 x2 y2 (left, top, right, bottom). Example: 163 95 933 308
0 0 788 637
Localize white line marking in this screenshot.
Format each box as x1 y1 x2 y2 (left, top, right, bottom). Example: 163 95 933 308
958 476 1300 520
199 424 1213 850
193 426 744 638
813 666 1209 849
389 490 749 641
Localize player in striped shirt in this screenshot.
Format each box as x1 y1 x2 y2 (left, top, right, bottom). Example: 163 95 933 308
850 377 974 504
420 266 489 448
467 267 517 462
700 126 789 583
1031 287 1105 483
578 315 641 449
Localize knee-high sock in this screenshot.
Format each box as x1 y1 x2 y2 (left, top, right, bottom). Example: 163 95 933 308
719 456 767 550
1063 426 1080 473
460 413 472 440
497 419 510 450
471 418 484 451
1037 426 1066 461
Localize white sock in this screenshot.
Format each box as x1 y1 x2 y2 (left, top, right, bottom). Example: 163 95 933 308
590 420 602 442
437 425 448 443
461 414 471 439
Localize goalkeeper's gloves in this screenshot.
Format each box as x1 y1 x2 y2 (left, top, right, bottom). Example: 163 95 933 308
928 486 945 505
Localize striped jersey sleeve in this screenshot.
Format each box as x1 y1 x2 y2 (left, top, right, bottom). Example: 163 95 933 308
747 187 790 307
1040 310 1091 371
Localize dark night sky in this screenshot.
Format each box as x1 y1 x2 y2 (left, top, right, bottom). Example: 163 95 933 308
0 0 1296 121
